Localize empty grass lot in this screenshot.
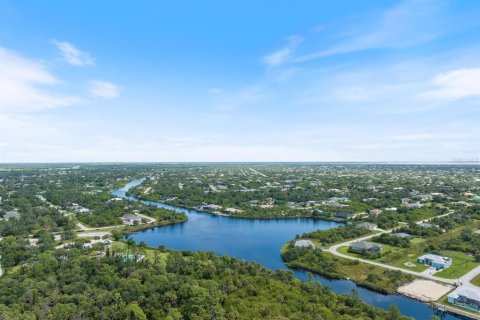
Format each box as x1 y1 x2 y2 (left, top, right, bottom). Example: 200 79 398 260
434 250 480 279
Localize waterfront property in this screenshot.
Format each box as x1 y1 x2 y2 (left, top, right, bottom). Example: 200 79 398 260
121 213 143 225
350 241 382 253
418 254 452 270
447 287 480 312
294 239 315 249
335 212 356 220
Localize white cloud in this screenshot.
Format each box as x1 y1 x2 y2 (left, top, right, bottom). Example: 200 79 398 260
52 40 94 66
263 35 302 66
209 88 222 94
295 0 444 61
89 80 120 99
0 47 81 113
421 68 480 100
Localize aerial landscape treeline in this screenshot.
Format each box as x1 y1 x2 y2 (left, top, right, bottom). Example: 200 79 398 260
1 163 479 319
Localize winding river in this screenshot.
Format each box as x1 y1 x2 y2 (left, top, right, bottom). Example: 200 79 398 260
113 179 465 320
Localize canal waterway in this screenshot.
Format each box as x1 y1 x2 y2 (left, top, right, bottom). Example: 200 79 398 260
113 178 465 320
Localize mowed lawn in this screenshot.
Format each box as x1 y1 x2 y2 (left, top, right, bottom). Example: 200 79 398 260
471 274 480 287
435 251 480 279
337 243 403 263
389 253 429 272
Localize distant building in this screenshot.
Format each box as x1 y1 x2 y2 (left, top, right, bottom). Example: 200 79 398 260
418 222 437 229
355 222 377 230
3 211 20 220
417 254 452 269
294 240 315 249
405 202 423 208
448 287 480 312
121 214 142 225
391 232 412 239
385 207 397 212
335 212 356 220
369 209 383 216
350 241 382 253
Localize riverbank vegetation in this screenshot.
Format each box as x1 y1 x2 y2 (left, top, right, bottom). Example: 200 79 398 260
298 225 372 246
282 243 415 294
0 244 412 319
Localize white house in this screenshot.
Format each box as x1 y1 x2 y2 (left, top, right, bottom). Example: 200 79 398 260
294 240 315 249
121 214 143 225
448 287 480 312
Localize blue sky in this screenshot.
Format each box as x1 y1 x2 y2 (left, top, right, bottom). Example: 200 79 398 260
0 0 479 162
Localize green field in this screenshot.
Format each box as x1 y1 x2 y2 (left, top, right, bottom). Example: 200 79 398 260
389 253 429 272
471 274 480 287
434 251 480 279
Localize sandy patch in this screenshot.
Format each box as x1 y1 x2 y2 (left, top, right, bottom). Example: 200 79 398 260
397 279 454 302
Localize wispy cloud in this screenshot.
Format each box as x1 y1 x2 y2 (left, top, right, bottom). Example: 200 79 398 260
89 80 120 99
263 35 302 66
0 47 81 113
209 88 222 94
295 0 446 61
52 40 94 66
421 68 480 101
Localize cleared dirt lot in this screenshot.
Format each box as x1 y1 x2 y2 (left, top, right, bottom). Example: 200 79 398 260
397 279 454 302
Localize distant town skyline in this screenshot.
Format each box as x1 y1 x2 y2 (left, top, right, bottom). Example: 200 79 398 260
1 0 479 162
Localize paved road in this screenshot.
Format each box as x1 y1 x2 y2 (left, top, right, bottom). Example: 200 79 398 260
76 222 123 231
326 210 460 285
136 213 157 223
459 265 480 288
249 167 267 177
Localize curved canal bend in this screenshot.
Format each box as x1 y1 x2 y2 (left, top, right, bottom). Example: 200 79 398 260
113 179 464 320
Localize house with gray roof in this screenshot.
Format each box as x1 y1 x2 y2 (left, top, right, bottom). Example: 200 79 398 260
3 211 20 220
121 214 143 225
448 287 480 312
418 254 452 269
294 239 315 249
350 241 382 253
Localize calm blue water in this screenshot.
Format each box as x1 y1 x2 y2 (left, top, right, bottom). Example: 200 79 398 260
113 179 464 320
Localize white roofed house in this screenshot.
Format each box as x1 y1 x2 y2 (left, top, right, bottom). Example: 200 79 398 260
369 209 383 217
448 287 480 312
3 211 20 220
294 240 315 249
121 214 143 225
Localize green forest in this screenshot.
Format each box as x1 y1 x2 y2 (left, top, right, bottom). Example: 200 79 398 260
0 246 412 320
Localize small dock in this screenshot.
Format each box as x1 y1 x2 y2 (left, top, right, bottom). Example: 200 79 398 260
434 303 480 320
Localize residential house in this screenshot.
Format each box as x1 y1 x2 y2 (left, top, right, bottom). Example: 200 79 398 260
417 254 452 269
294 240 315 249
121 214 143 225
418 222 438 229
448 287 480 312
369 209 383 216
350 241 382 253
356 222 377 230
392 232 412 239
335 212 356 220
3 211 20 220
